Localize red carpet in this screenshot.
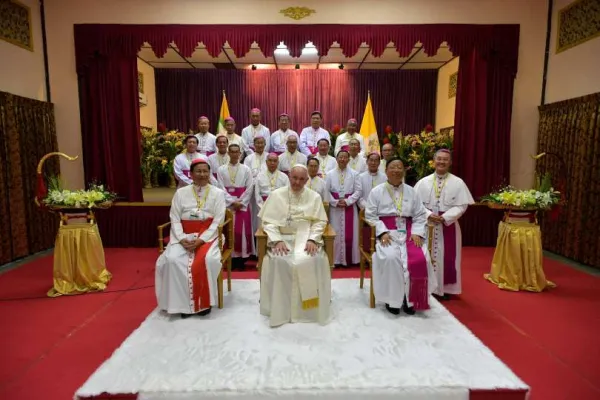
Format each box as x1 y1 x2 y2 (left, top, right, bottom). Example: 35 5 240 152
0 247 598 400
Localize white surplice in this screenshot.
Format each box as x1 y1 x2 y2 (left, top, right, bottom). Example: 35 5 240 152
278 151 308 173
357 170 387 209
348 154 368 174
325 167 360 266
194 132 217 155
365 183 437 308
270 129 298 154
414 173 474 295
314 153 338 179
307 176 326 200
155 184 226 314
334 132 365 157
254 169 289 228
207 153 230 178
241 124 271 155
173 152 201 188
217 163 255 257
299 127 330 156
259 186 331 327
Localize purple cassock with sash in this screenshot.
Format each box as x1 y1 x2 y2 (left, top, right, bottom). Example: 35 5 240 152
330 192 354 266
226 186 253 255
379 216 430 310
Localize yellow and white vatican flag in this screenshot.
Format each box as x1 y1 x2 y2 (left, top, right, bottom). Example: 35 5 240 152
217 90 230 135
360 91 380 154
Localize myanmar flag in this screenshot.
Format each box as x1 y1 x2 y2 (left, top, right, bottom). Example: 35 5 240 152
217 90 230 135
360 92 380 154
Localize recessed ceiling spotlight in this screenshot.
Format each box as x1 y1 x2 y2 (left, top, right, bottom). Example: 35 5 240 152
251 65 257 70
295 64 300 69
339 63 344 70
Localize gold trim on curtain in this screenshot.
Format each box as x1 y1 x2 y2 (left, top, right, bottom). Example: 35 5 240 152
537 93 600 269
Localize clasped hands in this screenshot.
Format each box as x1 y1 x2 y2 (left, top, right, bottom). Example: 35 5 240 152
336 199 348 208
273 240 319 256
379 233 424 247
427 214 445 224
180 238 205 251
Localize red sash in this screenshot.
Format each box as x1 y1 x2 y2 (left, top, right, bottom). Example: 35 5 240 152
330 192 355 266
226 187 252 253
379 216 429 310
261 195 268 201
308 146 318 155
181 219 214 312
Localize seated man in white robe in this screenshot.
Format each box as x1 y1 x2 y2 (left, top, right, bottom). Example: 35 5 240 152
378 143 395 174
306 157 326 199
259 165 331 327
414 149 474 300
278 134 307 175
255 153 290 217
365 157 437 315
156 156 226 319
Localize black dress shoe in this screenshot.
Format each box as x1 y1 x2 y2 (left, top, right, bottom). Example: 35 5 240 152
180 313 193 319
433 293 451 301
197 307 212 316
385 303 400 315
402 296 416 315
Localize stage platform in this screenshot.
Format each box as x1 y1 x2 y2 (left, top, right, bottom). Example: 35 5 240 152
76 279 528 400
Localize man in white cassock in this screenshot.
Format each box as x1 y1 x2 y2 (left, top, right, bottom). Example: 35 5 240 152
366 158 437 315
314 138 337 179
217 144 255 269
334 118 365 157
325 150 360 267
378 143 395 174
241 108 271 155
174 135 202 189
414 149 474 299
306 157 326 199
156 157 226 318
217 117 246 155
254 153 289 224
244 136 268 233
357 152 387 252
270 113 298 155
348 138 367 174
299 111 330 156
194 116 217 156
259 165 331 327
278 134 307 175
208 135 230 179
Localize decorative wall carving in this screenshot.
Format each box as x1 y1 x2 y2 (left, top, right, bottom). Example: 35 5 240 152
138 72 144 94
280 6 316 20
0 0 33 51
448 72 458 98
556 0 600 53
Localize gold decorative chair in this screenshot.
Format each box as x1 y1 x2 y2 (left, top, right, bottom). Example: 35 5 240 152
359 208 436 309
255 202 335 277
157 209 234 309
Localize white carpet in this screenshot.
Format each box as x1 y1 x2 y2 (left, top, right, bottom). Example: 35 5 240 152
76 279 528 400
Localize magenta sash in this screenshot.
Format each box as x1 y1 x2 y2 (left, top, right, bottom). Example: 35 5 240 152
282 170 290 176
261 195 268 201
330 192 355 266
308 146 318 155
203 151 215 157
379 216 429 310
341 145 349 152
226 186 252 254
439 211 457 285
273 151 284 155
182 169 190 178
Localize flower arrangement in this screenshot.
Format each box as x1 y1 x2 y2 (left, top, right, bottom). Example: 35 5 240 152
43 177 117 209
140 124 186 188
480 173 561 211
327 124 344 156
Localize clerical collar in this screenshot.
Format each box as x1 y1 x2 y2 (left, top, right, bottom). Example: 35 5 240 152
369 171 378 176
198 131 208 136
193 183 207 190
435 172 448 179
388 182 403 189
229 162 239 166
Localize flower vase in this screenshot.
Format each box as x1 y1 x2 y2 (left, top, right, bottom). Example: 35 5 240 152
143 170 152 189
151 170 160 188
168 174 176 189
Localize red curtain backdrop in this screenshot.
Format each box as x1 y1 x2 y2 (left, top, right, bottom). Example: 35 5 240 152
155 69 437 135
77 55 143 202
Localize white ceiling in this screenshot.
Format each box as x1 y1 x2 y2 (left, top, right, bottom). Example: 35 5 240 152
138 41 456 70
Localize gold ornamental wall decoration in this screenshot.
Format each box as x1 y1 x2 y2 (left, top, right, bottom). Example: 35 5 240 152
556 0 600 53
0 0 33 51
280 6 316 20
448 72 458 98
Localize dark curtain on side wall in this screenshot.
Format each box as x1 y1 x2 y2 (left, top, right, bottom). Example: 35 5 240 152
78 55 143 202
453 49 515 246
0 91 59 265
537 93 600 269
155 69 438 135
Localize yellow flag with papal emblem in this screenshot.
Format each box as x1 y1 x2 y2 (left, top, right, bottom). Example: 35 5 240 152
360 92 380 154
217 90 230 135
